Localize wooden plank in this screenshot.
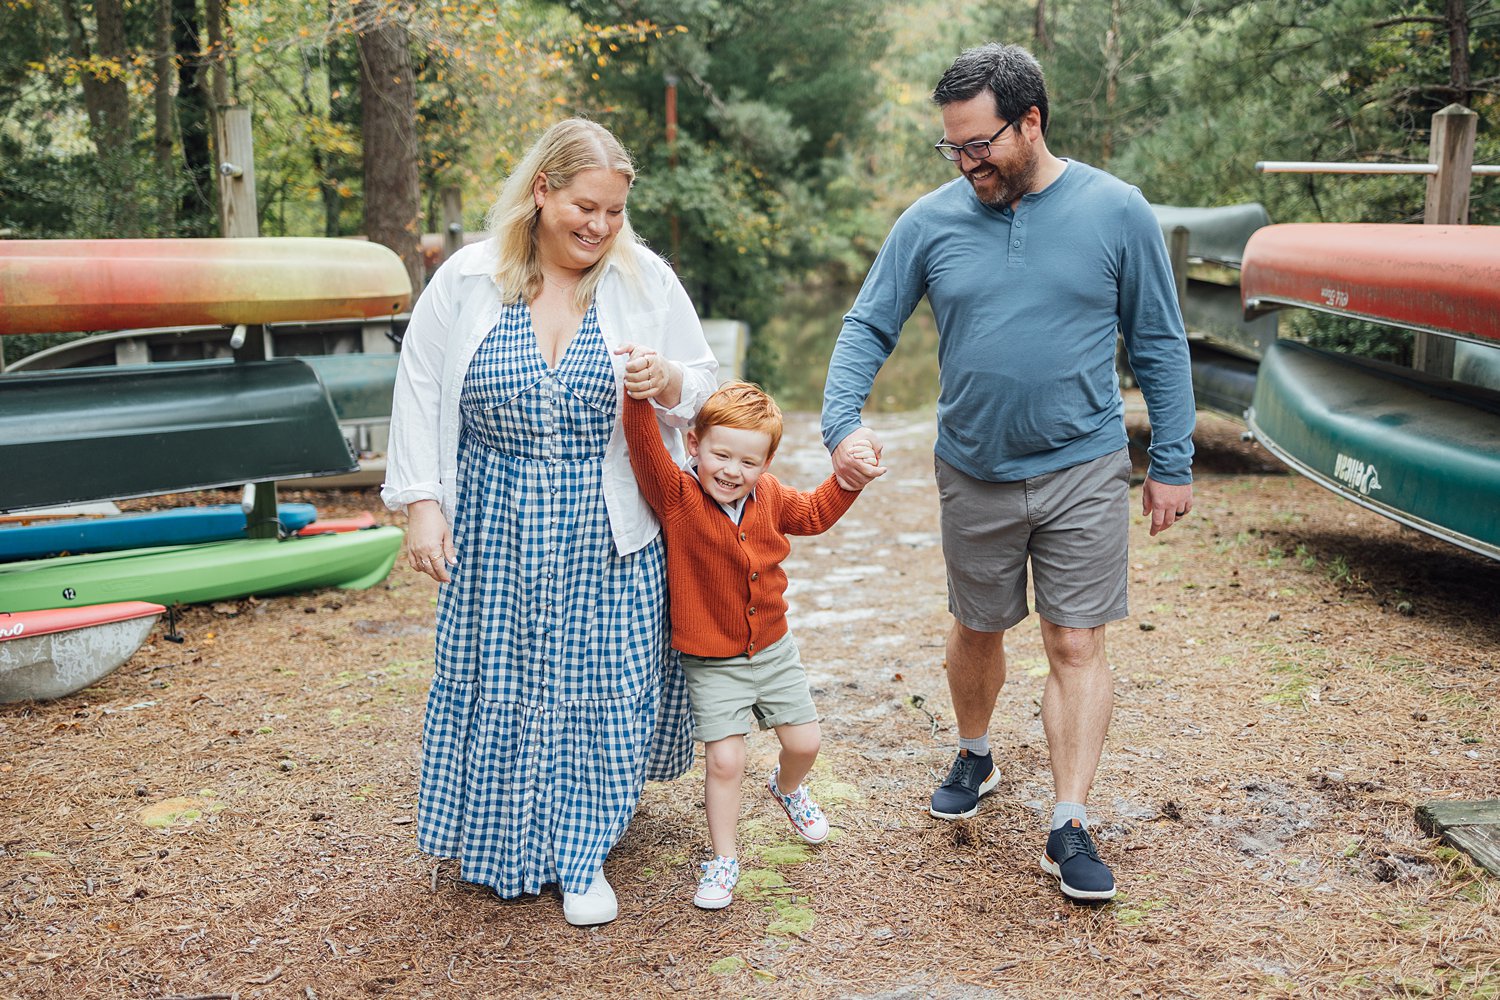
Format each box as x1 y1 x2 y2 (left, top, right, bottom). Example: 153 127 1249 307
1417 799 1500 830
1439 826 1500 877
1416 799 1500 876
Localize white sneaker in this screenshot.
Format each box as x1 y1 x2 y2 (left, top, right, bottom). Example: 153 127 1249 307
768 767 830 844
562 872 618 926
692 855 740 910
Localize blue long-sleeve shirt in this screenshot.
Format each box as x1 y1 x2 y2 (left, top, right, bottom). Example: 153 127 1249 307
821 160 1195 484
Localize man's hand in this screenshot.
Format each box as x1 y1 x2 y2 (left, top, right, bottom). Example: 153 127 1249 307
831 426 887 490
405 499 457 582
1142 478 1193 537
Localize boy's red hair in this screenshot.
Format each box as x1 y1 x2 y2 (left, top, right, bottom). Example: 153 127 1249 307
693 380 784 457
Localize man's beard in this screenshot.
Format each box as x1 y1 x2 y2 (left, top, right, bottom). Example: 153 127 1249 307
967 144 1039 208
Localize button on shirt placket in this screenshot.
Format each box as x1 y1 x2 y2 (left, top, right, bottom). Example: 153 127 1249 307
740 530 755 653
1007 208 1026 266
537 375 559 697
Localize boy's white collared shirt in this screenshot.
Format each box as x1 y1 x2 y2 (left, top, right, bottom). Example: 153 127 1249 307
687 461 749 525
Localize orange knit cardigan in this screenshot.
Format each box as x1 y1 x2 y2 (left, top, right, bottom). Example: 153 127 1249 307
623 395 859 658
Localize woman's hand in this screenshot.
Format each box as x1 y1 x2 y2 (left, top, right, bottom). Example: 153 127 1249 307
614 343 684 407
405 499 457 582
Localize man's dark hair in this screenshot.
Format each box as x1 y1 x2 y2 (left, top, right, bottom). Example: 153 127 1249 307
932 43 1049 136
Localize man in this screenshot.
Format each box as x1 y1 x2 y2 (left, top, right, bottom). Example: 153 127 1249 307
821 42 1195 902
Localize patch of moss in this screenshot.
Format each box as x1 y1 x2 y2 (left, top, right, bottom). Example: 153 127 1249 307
137 795 224 830
736 869 788 900
766 896 815 936
757 844 811 865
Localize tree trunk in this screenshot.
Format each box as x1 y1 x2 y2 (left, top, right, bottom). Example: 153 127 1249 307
204 0 229 107
1101 0 1122 165
356 0 422 295
1446 0 1471 105
173 0 215 235
1034 0 1051 53
154 0 176 233
60 0 140 235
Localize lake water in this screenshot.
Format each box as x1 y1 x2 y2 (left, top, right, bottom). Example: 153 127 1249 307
755 281 941 415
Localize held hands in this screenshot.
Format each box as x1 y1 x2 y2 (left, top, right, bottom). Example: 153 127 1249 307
405 499 457 582
832 427 887 490
1142 478 1193 537
613 343 681 403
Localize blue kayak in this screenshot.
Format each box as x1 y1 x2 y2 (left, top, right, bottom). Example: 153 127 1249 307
0 503 318 562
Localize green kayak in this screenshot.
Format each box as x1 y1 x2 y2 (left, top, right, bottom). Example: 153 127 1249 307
1247 340 1500 560
0 526 404 612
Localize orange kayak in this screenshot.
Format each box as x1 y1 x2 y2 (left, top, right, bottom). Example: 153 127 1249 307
0 238 412 335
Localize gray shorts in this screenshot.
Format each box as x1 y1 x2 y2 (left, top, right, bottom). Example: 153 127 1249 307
936 448 1132 632
679 632 818 743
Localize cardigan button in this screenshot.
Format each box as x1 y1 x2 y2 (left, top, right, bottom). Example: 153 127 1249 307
740 532 747 541
750 572 758 581
748 607 756 615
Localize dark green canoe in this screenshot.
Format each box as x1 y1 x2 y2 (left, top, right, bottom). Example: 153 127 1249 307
0 359 356 512
1247 340 1500 559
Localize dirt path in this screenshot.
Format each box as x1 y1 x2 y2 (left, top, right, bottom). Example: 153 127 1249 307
3 405 1497 999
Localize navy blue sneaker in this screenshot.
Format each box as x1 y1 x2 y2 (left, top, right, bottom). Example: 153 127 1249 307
1041 819 1116 901
928 749 999 820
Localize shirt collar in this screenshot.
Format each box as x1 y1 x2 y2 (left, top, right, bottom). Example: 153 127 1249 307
687 461 751 520
458 236 625 282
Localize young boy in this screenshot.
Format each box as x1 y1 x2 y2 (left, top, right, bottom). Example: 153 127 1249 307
620 366 882 909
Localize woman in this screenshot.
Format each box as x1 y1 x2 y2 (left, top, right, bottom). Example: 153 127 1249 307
382 119 717 926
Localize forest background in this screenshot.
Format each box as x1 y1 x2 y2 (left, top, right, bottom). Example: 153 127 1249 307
1 0 1497 404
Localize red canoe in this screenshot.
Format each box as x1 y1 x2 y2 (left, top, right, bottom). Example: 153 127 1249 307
0 601 166 702
1241 223 1500 343
0 238 412 336
296 512 377 536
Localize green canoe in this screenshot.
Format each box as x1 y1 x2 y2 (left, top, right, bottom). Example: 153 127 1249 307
0 526 405 612
0 358 356 512
1246 340 1500 560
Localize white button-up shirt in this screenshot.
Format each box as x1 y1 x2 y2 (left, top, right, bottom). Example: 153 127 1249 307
381 238 718 556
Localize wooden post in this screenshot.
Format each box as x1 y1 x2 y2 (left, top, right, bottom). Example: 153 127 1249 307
1424 104 1476 226
1168 225 1190 317
1415 104 1476 378
215 106 279 540
440 186 463 263
216 107 259 240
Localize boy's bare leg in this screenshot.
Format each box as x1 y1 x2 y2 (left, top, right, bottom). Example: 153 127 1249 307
946 622 1008 738
773 721 821 790
704 735 746 859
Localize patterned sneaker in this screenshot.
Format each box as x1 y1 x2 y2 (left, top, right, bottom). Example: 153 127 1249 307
1041 819 1117 901
693 855 740 910
767 767 830 844
928 749 1000 820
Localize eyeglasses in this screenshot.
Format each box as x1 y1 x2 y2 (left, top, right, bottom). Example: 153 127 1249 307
933 120 1019 162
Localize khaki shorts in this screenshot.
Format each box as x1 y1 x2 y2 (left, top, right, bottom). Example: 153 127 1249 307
936 447 1132 632
679 632 818 743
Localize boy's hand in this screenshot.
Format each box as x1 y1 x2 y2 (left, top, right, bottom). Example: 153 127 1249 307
614 342 681 402
832 428 886 490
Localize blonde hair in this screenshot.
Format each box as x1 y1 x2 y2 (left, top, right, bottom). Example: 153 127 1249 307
484 118 642 309
694 380 784 457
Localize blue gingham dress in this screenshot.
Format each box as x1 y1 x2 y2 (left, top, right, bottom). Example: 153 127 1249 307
418 300 693 897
